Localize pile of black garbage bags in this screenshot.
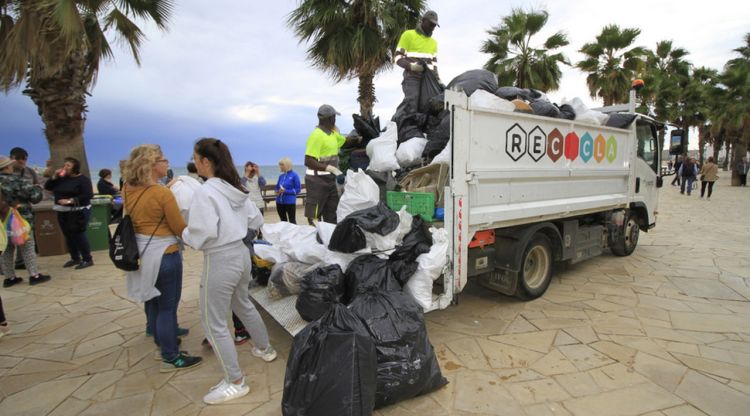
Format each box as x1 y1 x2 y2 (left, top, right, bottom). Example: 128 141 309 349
282 205 447 415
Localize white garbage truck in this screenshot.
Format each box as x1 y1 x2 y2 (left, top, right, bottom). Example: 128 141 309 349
250 87 663 334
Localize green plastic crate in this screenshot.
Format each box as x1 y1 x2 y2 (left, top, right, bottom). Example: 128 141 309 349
386 191 435 221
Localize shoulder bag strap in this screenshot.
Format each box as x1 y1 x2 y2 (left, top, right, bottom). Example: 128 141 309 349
139 214 165 258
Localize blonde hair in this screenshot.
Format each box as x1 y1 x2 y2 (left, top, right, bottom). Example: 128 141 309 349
123 144 162 186
278 157 293 172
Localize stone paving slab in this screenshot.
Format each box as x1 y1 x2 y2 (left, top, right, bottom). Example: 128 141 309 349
1 182 750 415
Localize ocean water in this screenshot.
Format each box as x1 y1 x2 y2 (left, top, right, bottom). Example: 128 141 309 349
99 165 308 187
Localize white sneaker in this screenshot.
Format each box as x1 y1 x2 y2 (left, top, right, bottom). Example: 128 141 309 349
203 378 250 404
251 345 278 362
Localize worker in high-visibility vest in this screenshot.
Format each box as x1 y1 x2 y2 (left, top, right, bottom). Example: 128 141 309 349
394 10 441 113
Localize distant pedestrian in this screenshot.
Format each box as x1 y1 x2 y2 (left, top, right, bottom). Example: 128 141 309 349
679 157 698 196
1 156 51 287
241 161 266 214
698 156 719 199
275 157 301 224
44 157 95 269
737 157 749 187
671 156 682 186
183 138 277 405
97 169 119 196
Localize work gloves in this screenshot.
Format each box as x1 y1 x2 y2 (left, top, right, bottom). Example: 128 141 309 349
325 165 343 176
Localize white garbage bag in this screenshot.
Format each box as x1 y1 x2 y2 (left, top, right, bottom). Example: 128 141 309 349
405 227 449 309
469 90 516 112
336 170 380 221
169 175 202 222
315 221 337 247
366 121 399 172
430 140 451 165
261 222 327 265
564 97 608 125
254 244 289 264
396 138 428 168
363 206 413 254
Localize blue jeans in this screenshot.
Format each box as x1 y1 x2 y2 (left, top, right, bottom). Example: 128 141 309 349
680 176 695 195
145 251 183 360
58 208 92 262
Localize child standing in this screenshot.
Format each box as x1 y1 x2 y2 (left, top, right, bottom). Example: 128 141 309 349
182 138 277 405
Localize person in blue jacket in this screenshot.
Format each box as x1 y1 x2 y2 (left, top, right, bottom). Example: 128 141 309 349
274 157 301 224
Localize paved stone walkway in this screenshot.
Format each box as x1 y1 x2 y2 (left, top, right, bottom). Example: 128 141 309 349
1 181 749 415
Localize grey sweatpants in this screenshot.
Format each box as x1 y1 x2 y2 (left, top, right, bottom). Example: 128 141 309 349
2 232 38 278
200 242 270 382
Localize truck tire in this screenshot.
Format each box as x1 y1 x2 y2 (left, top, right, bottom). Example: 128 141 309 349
515 234 553 300
610 214 639 256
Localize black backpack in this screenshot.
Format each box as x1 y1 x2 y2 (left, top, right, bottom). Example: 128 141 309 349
109 186 162 271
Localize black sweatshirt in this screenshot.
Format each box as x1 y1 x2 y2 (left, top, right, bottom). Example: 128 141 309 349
44 175 94 206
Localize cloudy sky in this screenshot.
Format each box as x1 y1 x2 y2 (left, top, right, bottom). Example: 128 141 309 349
2 0 749 169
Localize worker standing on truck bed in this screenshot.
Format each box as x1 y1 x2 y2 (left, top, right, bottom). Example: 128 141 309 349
394 10 441 112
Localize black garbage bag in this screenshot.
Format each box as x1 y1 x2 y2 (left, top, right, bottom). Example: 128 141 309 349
495 86 528 100
427 92 445 116
344 255 401 304
296 265 346 322
282 303 377 416
530 100 561 118
447 69 498 97
350 149 370 171
422 114 451 159
353 114 381 145
388 216 432 286
397 113 428 144
557 104 576 120
329 202 400 253
418 67 444 114
605 113 637 128
349 290 448 409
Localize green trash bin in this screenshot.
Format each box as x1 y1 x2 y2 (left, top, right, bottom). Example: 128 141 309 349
86 195 112 251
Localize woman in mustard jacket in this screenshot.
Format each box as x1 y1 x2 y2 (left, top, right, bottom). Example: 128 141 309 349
699 156 719 200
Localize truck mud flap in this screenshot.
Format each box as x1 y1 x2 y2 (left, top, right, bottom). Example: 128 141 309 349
477 269 518 296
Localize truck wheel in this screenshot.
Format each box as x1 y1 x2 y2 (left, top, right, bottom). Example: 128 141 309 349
515 234 553 300
611 215 639 256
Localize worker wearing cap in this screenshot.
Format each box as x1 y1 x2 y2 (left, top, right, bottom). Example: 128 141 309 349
304 104 360 224
394 10 440 112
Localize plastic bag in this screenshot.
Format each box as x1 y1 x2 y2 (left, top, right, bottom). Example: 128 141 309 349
469 90 515 112
5 208 30 246
282 303 377 416
349 290 448 409
169 175 202 222
262 222 327 265
405 228 449 309
430 140 451 165
336 170 381 222
296 265 346 322
447 69 498 97
267 262 317 300
329 202 400 253
396 138 428 168
366 121 399 172
388 216 432 286
344 255 401 304
422 114 451 159
418 67 444 114
254 244 289 264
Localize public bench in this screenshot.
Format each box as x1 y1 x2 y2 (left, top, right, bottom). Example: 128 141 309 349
261 184 306 209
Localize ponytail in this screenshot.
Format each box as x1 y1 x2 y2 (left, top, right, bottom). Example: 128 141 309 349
194 138 247 193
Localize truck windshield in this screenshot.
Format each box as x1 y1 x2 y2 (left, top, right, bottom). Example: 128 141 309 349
636 122 658 173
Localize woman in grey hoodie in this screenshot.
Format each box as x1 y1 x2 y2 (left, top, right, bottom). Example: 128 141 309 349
182 138 277 405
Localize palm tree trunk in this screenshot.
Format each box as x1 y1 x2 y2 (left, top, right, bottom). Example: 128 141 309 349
732 115 750 185
357 72 376 118
713 139 721 163
23 50 92 178
698 125 705 166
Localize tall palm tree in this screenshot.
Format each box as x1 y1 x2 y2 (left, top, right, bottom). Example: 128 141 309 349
0 0 173 177
722 33 750 184
639 41 690 154
576 25 646 106
288 0 424 118
480 8 569 91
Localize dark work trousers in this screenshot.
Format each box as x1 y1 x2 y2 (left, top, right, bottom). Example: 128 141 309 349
700 181 715 198
276 203 297 224
671 173 681 186
740 174 748 186
401 75 422 113
57 209 93 263
304 174 338 224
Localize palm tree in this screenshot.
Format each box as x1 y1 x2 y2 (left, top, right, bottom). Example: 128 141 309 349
288 0 424 118
1 1 173 177
722 33 750 184
480 8 569 91
639 41 690 155
576 25 647 106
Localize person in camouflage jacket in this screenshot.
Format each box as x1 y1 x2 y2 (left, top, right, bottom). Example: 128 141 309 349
0 156 50 287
